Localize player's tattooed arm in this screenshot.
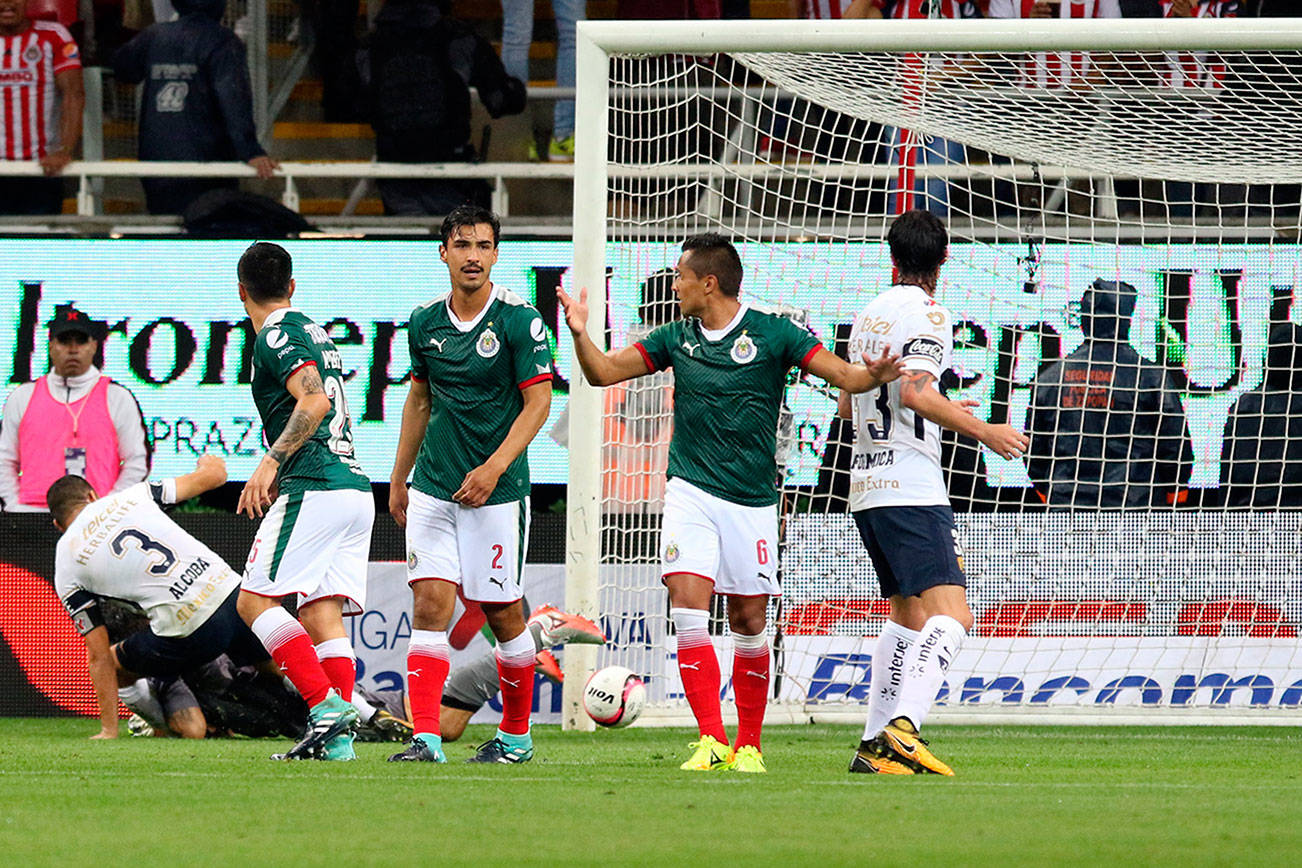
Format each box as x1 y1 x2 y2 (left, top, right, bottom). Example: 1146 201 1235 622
268 367 325 463
238 363 331 518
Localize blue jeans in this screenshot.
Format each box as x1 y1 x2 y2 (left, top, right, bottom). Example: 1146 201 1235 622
500 0 583 139
886 127 965 218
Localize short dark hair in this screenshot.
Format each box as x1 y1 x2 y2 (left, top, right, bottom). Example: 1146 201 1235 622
887 209 948 279
47 475 95 527
238 242 294 303
440 205 501 247
681 233 743 297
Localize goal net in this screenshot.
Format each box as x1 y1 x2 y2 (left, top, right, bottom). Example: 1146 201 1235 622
562 19 1302 727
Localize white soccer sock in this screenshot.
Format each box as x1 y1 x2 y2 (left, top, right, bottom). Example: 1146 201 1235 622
350 691 378 723
731 630 768 653
861 620 921 742
119 678 167 730
670 607 710 640
314 636 354 661
495 628 537 667
409 629 450 656
893 615 966 732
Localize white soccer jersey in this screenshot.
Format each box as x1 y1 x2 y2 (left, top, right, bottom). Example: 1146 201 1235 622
846 284 954 511
55 482 239 637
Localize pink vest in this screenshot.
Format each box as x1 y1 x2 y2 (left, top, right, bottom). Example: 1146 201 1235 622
17 376 121 507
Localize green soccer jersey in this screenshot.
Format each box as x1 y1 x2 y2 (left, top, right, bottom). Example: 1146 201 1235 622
250 307 370 495
636 305 822 507
407 285 553 504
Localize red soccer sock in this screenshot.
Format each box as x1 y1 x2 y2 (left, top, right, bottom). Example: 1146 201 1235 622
673 608 727 744
732 636 771 751
315 637 355 701
496 630 537 737
251 608 332 707
407 630 451 737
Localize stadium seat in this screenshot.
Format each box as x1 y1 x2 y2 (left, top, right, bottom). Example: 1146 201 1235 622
26 0 78 26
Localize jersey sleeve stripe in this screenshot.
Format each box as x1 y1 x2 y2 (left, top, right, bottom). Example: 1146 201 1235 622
633 342 657 373
411 375 427 383
798 344 821 371
517 372 552 390
283 360 317 383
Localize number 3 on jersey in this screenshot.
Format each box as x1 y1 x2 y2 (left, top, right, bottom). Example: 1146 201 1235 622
323 374 355 456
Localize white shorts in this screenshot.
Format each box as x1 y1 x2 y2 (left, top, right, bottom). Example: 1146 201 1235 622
661 477 780 597
242 488 374 616
405 488 529 604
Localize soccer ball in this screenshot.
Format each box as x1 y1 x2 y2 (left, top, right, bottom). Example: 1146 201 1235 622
582 666 646 728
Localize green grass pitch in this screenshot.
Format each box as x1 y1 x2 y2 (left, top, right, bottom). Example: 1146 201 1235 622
2 719 1300 866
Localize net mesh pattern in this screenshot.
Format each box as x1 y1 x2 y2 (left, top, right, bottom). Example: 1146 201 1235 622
584 47 1302 715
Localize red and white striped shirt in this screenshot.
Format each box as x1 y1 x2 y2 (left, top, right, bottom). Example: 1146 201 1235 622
1161 0 1238 89
0 22 80 161
876 0 980 17
988 0 1122 88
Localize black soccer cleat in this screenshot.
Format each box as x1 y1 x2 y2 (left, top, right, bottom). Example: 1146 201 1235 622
387 738 447 763
849 740 914 775
466 737 533 764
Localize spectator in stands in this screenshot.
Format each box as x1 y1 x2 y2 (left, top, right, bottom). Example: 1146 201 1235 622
792 0 879 16
1215 298 1302 508
0 0 84 216
360 0 526 216
112 0 277 215
0 304 149 511
304 0 361 121
1025 279 1189 508
500 0 582 162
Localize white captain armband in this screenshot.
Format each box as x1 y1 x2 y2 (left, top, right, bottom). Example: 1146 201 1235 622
148 479 178 506
63 589 105 636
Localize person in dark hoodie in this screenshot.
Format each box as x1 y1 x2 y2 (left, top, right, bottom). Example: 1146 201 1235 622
112 0 277 215
1025 279 1190 508
361 0 527 216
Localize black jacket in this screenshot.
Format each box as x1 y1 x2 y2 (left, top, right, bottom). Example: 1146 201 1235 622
112 0 265 164
1025 280 1189 508
363 0 526 163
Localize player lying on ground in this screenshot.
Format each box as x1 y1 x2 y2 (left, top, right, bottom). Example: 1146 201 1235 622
841 210 1028 776
388 206 554 765
559 233 905 773
49 455 271 740
434 603 604 742
234 242 376 761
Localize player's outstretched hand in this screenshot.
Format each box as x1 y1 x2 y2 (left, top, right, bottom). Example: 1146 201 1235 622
982 423 1030 460
454 462 504 508
390 483 410 529
861 349 906 385
238 457 278 518
956 398 980 416
556 286 589 335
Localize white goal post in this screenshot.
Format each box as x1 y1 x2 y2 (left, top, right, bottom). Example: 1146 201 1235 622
562 18 1302 729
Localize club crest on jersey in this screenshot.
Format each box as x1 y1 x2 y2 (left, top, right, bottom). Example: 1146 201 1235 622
665 543 680 563
23 45 41 64
476 327 500 358
730 333 757 364
408 551 418 570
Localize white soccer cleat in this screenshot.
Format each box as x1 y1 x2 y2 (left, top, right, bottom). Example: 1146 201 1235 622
528 604 606 648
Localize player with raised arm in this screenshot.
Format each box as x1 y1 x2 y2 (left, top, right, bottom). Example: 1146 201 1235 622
233 242 375 761
387 205 554 765
49 455 267 740
841 210 1028 776
559 233 904 773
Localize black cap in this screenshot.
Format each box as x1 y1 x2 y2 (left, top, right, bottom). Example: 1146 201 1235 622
48 304 102 340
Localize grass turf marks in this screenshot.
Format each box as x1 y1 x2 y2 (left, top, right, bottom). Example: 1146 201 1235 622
2 720 1299 866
